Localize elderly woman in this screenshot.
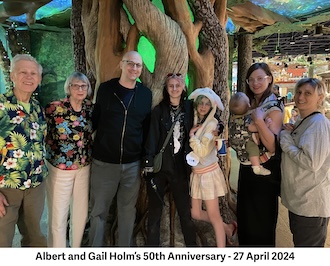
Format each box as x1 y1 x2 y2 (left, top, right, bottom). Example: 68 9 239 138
45 71 93 247
280 78 330 247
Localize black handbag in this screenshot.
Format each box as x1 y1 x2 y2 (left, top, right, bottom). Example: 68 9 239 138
153 108 181 173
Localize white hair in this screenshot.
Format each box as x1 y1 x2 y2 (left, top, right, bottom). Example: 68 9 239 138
10 54 43 74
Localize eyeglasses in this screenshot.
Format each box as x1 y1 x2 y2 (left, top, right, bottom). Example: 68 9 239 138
69 84 88 91
122 60 143 69
246 76 269 85
166 73 182 78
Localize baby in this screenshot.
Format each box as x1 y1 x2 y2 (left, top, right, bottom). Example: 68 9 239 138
228 92 271 176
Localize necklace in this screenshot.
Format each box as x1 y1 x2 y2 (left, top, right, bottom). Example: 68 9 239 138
170 104 180 111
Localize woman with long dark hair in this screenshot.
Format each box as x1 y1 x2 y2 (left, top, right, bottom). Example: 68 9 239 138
236 63 284 246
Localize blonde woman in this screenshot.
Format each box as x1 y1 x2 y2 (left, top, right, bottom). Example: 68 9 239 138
280 78 330 247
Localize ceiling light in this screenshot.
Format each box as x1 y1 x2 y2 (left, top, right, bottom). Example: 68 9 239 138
274 47 281 55
302 30 309 37
274 31 281 55
307 42 312 62
290 33 295 44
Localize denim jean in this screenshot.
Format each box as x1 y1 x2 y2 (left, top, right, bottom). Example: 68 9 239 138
88 159 141 247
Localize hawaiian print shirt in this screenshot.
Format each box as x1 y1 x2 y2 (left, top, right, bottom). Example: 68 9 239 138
0 90 48 190
45 98 93 170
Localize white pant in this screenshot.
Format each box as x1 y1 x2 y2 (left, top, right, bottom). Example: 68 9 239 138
46 161 90 247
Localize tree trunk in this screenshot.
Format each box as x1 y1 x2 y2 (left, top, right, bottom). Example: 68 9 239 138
237 31 253 92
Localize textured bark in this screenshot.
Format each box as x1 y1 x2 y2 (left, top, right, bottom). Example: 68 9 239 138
81 0 98 86
71 0 86 74
0 41 11 87
0 1 52 25
237 32 253 92
72 0 97 98
124 0 189 107
227 1 292 33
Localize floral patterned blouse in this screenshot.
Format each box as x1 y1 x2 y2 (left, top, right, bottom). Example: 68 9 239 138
0 89 48 190
45 97 93 170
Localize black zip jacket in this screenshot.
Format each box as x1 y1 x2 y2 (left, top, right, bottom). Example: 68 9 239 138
92 78 152 164
143 99 194 174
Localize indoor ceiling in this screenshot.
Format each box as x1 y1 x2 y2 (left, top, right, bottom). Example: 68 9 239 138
251 20 330 58
1 0 330 58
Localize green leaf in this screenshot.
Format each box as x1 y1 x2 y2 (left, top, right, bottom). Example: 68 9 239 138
0 136 5 149
30 111 39 122
25 150 34 160
31 181 41 187
4 102 20 111
21 120 31 136
15 157 30 170
6 171 23 189
0 116 15 137
31 143 43 160
9 132 27 149
0 109 5 119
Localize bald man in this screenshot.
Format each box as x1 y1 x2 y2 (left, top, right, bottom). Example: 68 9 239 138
89 51 152 247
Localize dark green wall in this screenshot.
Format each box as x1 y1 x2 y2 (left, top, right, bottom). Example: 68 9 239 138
30 29 74 107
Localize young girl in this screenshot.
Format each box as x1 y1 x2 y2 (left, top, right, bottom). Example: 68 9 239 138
187 87 236 247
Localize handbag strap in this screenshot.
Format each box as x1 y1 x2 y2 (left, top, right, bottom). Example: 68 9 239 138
159 107 181 153
290 111 320 135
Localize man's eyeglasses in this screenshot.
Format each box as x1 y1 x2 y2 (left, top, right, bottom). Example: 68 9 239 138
122 60 143 69
166 73 182 78
246 76 269 85
69 84 88 91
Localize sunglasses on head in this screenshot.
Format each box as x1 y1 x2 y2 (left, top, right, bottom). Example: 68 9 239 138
166 73 182 78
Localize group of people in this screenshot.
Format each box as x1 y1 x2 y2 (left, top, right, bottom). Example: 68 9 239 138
143 77 236 247
0 52 329 248
0 51 152 247
229 63 330 247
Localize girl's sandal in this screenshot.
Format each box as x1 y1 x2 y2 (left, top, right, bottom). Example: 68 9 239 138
227 221 238 245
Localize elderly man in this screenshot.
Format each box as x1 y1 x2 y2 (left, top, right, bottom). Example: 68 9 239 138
89 51 152 247
0 54 48 247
